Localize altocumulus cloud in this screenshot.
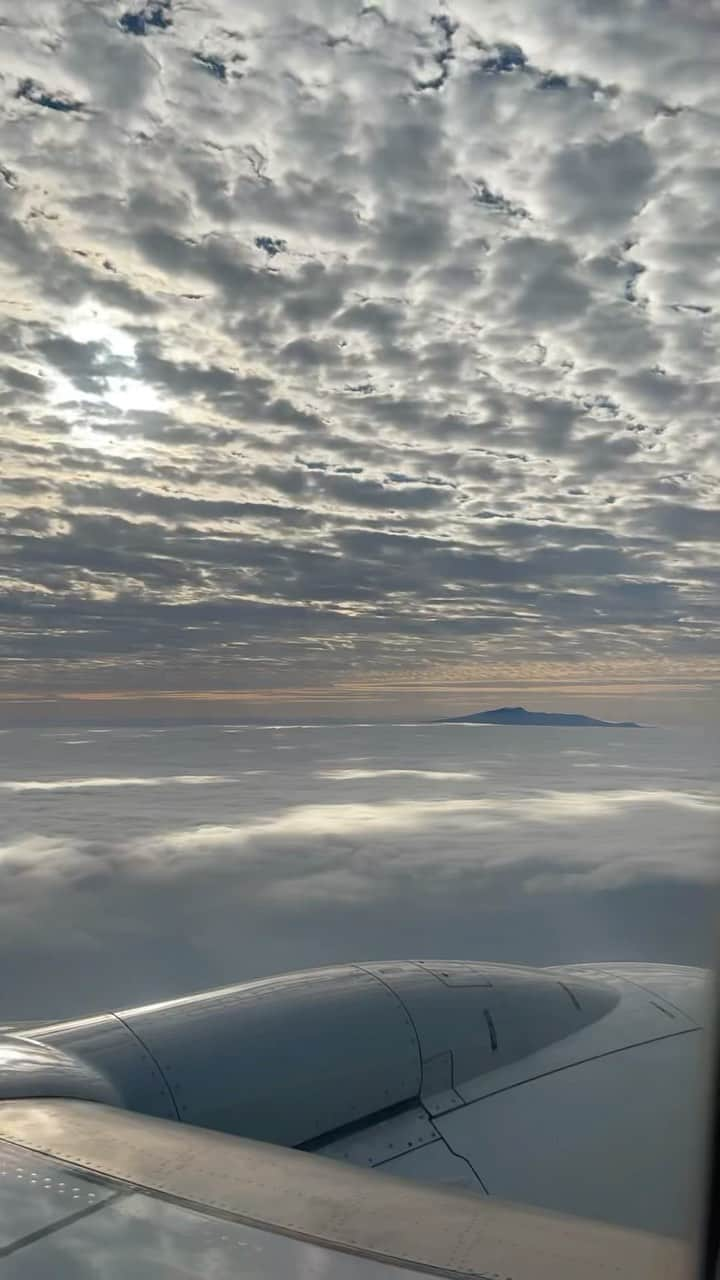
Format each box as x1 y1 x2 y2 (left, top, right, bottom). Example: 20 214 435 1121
0 0 718 708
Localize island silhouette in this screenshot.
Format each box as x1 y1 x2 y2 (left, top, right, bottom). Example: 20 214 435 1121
435 705 641 728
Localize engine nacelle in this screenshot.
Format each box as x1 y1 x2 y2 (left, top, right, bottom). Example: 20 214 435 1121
0 959 708 1235
3 960 618 1141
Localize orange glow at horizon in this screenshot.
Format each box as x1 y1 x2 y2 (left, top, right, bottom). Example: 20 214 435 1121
1 683 717 707
1 655 718 708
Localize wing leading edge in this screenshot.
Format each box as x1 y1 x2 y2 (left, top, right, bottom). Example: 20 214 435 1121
0 1098 688 1280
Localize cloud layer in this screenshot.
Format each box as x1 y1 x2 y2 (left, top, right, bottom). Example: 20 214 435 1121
5 783 713 894
0 1 718 712
1 720 717 1019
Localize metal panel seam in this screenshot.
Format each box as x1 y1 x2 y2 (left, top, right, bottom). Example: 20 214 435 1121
373 1138 445 1170
0 1127 494 1280
430 1026 702 1115
110 1014 181 1121
424 1113 489 1195
352 966 425 1096
297 1099 423 1153
565 967 703 1024
0 1190 129 1258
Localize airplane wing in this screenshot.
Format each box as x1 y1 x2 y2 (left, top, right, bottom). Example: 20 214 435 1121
0 959 711 1277
0 1097 687 1279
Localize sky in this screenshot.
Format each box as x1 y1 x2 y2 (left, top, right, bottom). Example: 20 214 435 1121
1 0 719 725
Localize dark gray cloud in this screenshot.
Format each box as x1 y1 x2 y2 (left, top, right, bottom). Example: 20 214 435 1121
0 0 718 711
118 2 173 37
15 77 84 114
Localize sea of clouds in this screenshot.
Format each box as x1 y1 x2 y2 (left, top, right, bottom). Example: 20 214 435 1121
1 722 717 1020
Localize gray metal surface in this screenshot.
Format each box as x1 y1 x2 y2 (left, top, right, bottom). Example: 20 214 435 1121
118 965 421 1144
306 962 709 1237
7 1015 177 1121
435 1029 706 1236
8 959 626 1147
0 1144 114 1249
1 957 708 1227
0 1193 435 1279
314 1104 438 1169
432 963 705 1107
0 1029 121 1109
0 1100 691 1280
551 963 710 1024
373 1139 480 1191
0 1145 428 1279
360 961 620 1109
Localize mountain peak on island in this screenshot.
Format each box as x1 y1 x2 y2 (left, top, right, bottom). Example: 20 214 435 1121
435 705 642 728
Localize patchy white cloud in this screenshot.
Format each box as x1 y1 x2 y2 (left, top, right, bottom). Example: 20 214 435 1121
0 774 235 791
2 779 716 924
0 0 718 712
10 782 694 906
0 833 89 875
317 768 479 780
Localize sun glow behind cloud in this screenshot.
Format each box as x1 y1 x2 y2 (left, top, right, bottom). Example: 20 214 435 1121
51 310 166 442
